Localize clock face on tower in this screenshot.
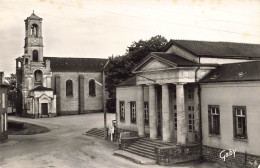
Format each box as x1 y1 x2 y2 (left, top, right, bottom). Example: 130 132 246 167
33 39 37 44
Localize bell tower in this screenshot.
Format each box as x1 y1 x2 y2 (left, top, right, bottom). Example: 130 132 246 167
24 11 43 63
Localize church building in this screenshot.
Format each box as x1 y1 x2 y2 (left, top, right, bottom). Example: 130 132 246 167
16 12 107 118
116 40 260 167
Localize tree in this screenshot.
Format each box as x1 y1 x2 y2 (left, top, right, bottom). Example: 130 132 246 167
5 73 17 108
105 35 168 113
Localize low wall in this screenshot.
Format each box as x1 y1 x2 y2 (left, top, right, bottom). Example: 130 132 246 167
155 144 201 165
202 145 260 168
0 131 8 143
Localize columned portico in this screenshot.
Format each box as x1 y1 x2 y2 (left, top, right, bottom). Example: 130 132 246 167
176 83 187 145
162 84 171 142
148 84 158 139
137 85 145 137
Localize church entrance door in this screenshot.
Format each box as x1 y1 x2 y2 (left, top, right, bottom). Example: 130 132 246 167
41 103 48 115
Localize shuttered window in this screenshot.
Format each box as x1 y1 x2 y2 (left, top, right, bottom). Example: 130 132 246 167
119 101 125 122
130 101 136 124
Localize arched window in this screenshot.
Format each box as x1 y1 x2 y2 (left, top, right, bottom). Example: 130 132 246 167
33 50 38 62
34 70 43 86
66 80 73 97
31 24 38 37
18 61 21 68
89 79 96 96
25 58 29 65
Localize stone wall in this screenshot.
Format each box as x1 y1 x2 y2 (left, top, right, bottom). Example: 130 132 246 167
155 144 201 165
0 131 8 143
202 145 260 168
53 72 103 115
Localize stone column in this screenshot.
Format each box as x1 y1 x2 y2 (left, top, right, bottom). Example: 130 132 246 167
137 85 145 137
149 84 157 139
194 86 200 142
46 77 51 88
43 76 47 87
78 75 85 114
4 113 7 131
35 98 39 118
55 75 61 116
162 84 171 142
176 83 187 145
0 114 3 132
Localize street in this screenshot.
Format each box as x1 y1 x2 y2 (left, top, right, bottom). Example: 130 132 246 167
0 113 222 168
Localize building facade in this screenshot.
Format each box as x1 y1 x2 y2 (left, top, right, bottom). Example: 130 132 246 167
200 62 260 167
116 40 260 167
0 72 8 143
16 12 107 118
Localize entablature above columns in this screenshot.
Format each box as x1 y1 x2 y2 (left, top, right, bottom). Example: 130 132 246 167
136 69 197 85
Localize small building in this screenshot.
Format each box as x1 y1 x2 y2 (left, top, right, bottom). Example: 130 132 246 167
0 72 8 143
200 61 260 167
115 40 260 166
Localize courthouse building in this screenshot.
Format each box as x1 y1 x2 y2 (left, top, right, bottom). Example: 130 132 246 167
116 40 260 167
16 12 107 117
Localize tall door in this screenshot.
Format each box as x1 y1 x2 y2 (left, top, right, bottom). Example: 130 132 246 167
41 103 48 115
157 86 162 137
187 105 195 142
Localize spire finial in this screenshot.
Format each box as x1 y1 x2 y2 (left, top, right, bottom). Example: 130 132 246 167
33 10 34 14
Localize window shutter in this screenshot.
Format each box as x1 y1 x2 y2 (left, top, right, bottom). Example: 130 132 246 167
217 107 220 135
244 108 247 139
208 107 212 134
233 107 236 138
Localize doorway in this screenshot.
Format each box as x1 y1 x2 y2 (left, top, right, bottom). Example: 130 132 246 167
41 103 48 115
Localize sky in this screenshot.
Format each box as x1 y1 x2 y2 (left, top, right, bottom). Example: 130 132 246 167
0 0 260 76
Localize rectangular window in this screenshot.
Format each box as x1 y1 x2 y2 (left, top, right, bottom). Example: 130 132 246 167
188 88 194 100
188 106 194 111
174 112 177 130
144 102 149 125
208 105 220 135
233 106 247 139
2 93 5 108
119 101 125 122
130 101 136 124
188 114 195 132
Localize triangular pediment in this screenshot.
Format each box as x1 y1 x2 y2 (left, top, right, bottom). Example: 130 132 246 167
135 57 175 72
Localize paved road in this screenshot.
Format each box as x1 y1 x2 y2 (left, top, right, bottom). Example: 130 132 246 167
0 113 223 168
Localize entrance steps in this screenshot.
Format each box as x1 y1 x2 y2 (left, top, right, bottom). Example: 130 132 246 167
85 128 104 139
115 137 176 164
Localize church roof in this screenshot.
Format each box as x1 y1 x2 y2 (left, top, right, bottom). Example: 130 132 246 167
199 61 260 83
25 12 42 21
163 40 260 59
30 86 53 92
43 57 108 72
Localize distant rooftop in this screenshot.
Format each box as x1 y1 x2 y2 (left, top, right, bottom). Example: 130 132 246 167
200 61 260 83
163 40 260 59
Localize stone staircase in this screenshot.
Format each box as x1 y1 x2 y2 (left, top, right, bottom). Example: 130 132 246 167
85 128 105 139
122 138 175 160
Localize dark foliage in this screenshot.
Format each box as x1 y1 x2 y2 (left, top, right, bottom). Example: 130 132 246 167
105 35 168 113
